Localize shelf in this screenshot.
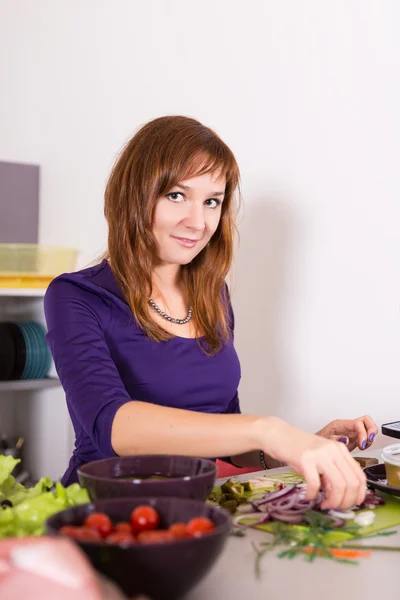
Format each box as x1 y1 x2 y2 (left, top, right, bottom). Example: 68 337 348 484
0 378 61 392
0 288 46 298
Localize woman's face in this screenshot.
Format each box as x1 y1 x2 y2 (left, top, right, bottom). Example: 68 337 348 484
152 171 226 266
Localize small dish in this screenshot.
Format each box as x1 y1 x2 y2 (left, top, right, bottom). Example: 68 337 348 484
364 463 400 496
382 444 400 487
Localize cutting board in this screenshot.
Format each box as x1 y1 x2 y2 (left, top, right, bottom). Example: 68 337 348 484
212 470 400 540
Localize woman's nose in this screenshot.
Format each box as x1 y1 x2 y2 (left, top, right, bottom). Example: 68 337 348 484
184 203 205 231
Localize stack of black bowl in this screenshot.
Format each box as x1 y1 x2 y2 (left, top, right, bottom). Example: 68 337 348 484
0 321 51 381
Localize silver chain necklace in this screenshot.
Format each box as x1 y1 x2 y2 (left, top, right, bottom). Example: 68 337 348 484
148 298 193 325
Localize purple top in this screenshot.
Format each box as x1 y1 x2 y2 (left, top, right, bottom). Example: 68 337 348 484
44 260 241 485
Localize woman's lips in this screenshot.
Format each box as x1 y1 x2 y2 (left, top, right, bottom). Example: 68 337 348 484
170 236 200 248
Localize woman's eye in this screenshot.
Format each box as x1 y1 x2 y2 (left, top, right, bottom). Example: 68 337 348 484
166 192 184 202
205 198 221 209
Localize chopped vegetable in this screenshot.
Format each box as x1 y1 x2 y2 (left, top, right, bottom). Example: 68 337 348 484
232 481 385 530
300 547 371 559
0 455 90 538
243 481 255 492
220 500 238 514
354 510 376 527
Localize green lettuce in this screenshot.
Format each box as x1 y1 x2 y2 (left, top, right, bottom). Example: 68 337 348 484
0 455 90 538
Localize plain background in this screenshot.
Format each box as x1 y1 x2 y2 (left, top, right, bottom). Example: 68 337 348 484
1 0 399 475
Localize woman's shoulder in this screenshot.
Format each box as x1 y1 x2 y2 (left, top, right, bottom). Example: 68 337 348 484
44 259 127 321
46 259 123 300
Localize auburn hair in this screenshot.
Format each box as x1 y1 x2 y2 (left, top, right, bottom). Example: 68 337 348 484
104 115 240 354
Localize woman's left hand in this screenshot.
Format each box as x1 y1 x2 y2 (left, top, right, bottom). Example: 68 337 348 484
315 415 378 452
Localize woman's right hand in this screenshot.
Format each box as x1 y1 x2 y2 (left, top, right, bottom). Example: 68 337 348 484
257 417 367 510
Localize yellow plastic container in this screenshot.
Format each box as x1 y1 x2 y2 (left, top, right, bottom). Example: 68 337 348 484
0 244 78 288
382 443 400 488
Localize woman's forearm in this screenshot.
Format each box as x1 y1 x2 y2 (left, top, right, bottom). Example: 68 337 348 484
111 401 270 458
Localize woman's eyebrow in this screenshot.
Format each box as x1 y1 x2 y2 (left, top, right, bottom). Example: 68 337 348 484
174 183 225 196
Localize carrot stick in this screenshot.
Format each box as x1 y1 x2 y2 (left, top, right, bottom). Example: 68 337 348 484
300 547 371 559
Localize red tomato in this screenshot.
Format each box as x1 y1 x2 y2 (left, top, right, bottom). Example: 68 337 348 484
84 512 113 539
77 526 103 541
186 517 215 538
130 505 160 532
115 521 133 535
106 531 135 545
169 523 190 539
60 525 102 541
60 525 82 538
137 530 174 544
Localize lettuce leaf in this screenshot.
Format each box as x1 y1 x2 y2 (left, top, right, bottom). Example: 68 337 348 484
0 455 90 538
0 456 21 486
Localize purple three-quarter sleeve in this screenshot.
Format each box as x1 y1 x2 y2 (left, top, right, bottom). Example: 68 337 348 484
44 279 131 458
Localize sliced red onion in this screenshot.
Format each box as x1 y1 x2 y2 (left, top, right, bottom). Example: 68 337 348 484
305 513 345 528
237 482 383 530
328 509 356 520
269 511 305 524
277 502 316 513
253 484 296 506
267 494 299 511
255 502 270 513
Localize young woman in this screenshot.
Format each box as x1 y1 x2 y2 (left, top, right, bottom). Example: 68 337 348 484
45 116 376 510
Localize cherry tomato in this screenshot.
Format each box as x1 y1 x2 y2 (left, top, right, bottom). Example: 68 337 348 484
60 525 82 538
84 512 113 539
106 531 135 545
77 526 104 541
60 525 102 541
115 521 133 535
130 505 160 532
169 522 190 539
137 530 174 544
186 517 215 537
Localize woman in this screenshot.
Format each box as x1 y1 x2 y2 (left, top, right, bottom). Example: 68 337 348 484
45 116 376 510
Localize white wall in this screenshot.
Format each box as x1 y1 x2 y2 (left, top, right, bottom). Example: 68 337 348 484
1 0 399 461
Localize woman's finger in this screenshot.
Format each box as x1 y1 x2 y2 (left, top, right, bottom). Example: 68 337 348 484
319 460 347 510
333 449 365 509
344 419 369 450
338 444 367 505
301 462 322 501
359 414 378 447
329 435 349 445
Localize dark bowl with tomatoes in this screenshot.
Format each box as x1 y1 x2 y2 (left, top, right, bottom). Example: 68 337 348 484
77 454 217 502
46 496 231 600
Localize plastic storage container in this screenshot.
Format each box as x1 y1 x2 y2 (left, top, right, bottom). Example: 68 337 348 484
382 443 400 487
0 244 78 288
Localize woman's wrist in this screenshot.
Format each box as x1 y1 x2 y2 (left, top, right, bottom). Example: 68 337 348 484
252 415 283 453
252 415 291 467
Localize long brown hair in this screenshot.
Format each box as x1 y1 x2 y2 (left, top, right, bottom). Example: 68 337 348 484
104 116 240 354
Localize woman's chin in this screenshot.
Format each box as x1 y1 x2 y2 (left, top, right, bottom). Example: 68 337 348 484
159 249 203 266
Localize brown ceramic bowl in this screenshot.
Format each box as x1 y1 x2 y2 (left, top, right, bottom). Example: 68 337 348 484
77 455 217 502
46 496 231 600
